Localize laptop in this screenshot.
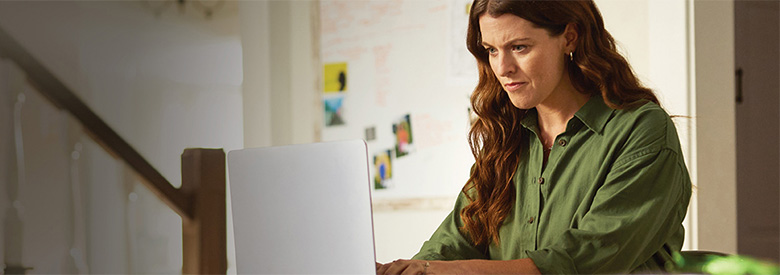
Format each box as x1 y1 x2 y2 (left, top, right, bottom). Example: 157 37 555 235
228 139 377 274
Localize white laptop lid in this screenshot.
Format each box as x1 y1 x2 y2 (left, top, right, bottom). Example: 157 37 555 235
228 139 376 274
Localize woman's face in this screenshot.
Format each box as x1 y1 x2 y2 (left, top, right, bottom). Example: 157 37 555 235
479 13 571 109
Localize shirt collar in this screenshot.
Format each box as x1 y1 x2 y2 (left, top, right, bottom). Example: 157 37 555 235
573 94 614 135
519 94 614 135
520 108 538 133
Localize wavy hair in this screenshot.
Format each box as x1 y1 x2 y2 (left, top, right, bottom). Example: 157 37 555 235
461 0 659 247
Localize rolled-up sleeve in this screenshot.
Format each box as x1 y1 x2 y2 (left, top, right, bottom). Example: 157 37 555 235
526 147 691 274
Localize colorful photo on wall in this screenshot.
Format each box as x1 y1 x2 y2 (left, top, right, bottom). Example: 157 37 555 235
323 62 348 93
393 114 414 157
324 96 345 126
374 149 393 189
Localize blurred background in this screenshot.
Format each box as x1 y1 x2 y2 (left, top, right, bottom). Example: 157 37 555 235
0 0 776 273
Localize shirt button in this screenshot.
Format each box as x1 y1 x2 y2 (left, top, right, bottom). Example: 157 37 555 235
558 139 567 147
528 217 534 224
538 177 545 184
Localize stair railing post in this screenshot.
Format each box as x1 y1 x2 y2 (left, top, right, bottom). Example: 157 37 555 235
180 148 227 274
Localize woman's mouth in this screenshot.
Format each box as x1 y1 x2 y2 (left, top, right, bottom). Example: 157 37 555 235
504 82 526 93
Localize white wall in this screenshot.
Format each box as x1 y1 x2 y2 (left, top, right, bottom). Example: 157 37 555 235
0 1 244 273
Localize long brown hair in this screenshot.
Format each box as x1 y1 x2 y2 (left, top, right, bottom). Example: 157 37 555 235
461 0 659 247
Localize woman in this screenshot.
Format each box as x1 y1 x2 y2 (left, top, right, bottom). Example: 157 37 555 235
376 0 691 274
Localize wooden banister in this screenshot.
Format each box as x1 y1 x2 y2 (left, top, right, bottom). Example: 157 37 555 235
0 26 226 274
181 148 227 274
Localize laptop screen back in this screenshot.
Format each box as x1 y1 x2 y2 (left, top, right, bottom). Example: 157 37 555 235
228 139 376 274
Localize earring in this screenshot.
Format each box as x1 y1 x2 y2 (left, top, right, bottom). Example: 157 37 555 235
569 51 574 62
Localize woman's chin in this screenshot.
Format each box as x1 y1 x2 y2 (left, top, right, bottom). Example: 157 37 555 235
508 96 536 110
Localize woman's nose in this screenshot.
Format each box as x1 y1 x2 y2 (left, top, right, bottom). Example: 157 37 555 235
496 52 517 77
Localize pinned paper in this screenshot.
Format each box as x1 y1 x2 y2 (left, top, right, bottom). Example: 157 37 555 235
324 96 345 126
323 62 348 93
374 149 393 189
393 114 414 157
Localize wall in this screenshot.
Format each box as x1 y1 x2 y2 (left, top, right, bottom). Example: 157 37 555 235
0 1 244 273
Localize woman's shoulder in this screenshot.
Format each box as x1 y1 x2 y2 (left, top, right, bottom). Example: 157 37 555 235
613 100 670 126
606 100 682 154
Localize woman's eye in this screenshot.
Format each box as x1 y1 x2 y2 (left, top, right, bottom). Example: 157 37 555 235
512 45 527 52
485 48 497 55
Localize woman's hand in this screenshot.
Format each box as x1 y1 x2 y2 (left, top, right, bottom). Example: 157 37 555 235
376 258 541 275
376 259 452 275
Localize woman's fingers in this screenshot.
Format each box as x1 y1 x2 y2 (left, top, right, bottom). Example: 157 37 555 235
384 260 410 275
376 261 392 275
377 259 424 275
400 261 425 275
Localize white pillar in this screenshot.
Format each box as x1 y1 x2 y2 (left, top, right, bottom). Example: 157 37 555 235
239 1 273 148
691 0 737 254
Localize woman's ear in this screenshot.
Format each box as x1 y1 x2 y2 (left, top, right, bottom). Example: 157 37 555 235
563 23 578 52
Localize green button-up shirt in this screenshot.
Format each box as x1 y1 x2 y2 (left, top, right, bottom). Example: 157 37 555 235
412 96 692 274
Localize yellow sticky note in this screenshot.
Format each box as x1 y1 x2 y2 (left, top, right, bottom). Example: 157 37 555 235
323 62 348 93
